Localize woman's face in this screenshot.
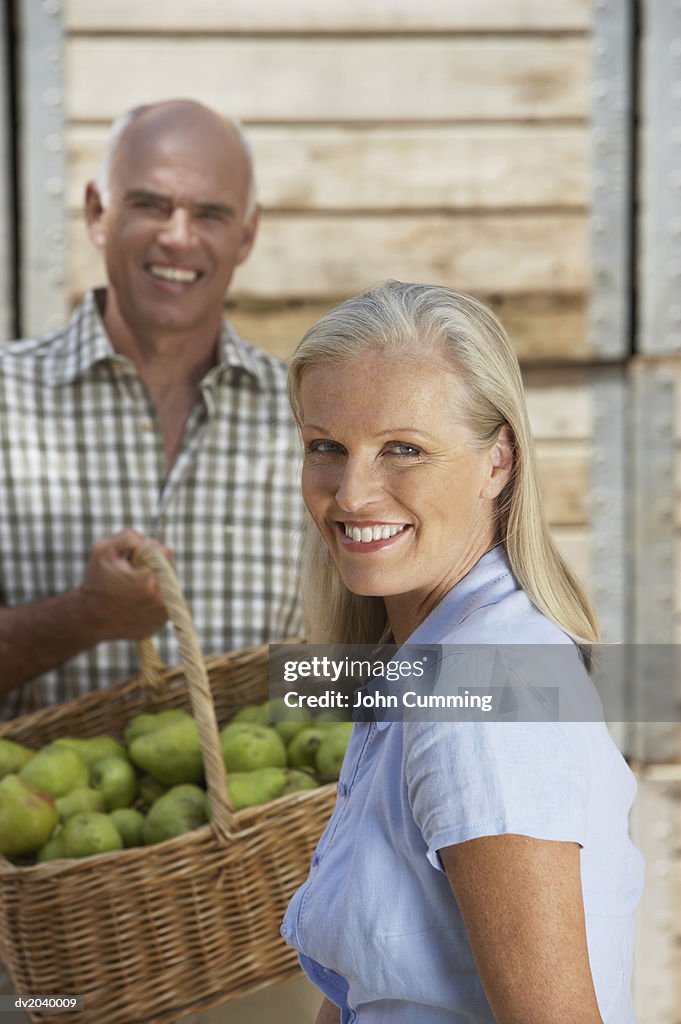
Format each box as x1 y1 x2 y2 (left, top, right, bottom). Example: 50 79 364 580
299 350 512 639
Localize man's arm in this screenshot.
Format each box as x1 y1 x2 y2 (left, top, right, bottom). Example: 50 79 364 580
440 834 603 1024
314 998 340 1024
0 529 171 694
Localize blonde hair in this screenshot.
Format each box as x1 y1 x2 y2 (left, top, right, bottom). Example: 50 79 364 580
288 281 600 647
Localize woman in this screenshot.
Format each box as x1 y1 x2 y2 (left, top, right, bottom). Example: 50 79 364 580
281 282 643 1023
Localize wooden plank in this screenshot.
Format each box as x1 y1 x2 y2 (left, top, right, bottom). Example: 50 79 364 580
535 441 590 526
550 527 591 587
66 38 589 122
69 211 589 303
524 371 592 439
68 124 589 212
237 214 589 298
65 0 592 33
225 295 589 364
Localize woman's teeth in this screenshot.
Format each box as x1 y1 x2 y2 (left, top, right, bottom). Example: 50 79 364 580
344 524 405 543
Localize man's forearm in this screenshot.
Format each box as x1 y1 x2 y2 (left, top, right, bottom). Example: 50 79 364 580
0 589 103 693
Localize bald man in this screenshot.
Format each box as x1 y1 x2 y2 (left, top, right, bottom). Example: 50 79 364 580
0 101 304 714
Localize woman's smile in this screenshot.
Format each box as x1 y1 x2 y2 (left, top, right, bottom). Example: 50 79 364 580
337 521 412 549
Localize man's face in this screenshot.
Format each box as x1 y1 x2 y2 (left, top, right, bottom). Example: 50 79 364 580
86 111 258 340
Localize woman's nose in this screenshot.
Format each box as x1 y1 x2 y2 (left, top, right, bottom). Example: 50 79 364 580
335 458 381 512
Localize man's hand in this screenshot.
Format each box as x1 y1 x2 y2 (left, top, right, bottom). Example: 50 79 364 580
77 529 173 642
0 529 174 696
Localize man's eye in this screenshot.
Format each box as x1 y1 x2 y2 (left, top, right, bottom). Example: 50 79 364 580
133 198 165 213
198 209 228 222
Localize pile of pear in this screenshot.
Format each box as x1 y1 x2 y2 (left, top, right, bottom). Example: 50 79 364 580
0 701 352 865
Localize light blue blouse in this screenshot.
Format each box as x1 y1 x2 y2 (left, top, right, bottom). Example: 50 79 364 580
281 546 644 1023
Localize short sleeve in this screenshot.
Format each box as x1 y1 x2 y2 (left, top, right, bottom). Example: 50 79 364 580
403 651 590 871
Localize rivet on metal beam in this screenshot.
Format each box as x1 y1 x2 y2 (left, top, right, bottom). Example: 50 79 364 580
45 177 63 196
44 132 62 152
42 87 61 109
47 268 64 287
41 0 61 15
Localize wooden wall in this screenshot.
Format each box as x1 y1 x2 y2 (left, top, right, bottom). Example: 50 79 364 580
64 0 592 360
62 0 594 587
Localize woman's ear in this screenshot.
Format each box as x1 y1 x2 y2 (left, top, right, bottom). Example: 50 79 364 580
482 424 514 500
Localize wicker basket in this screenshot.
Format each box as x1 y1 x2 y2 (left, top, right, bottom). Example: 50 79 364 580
0 546 335 1023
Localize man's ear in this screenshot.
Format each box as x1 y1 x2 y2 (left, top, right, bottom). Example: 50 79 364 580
236 203 261 266
84 182 107 249
482 424 514 501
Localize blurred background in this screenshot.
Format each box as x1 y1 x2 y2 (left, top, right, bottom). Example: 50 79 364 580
0 0 679 1020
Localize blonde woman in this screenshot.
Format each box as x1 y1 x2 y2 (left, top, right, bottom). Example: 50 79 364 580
281 282 643 1024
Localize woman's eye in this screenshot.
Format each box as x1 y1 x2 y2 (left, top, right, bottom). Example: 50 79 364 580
388 443 422 458
305 440 342 455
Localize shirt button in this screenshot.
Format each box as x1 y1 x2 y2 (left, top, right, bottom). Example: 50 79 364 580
337 782 348 797
280 923 289 937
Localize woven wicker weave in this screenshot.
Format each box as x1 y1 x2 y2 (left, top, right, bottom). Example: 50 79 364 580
0 546 335 1023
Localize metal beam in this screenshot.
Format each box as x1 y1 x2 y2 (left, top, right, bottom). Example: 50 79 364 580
639 0 681 354
588 0 635 358
17 0 67 337
0 1 15 342
629 361 678 762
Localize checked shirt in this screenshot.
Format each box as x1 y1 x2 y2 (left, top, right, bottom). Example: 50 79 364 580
0 290 304 717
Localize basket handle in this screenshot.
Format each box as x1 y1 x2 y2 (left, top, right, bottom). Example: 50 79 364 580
132 544 235 838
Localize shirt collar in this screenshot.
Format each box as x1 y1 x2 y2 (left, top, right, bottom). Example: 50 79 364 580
45 289 269 389
374 545 514 731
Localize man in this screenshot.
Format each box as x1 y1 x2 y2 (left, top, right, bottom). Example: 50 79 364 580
0 99 304 717
0 100 322 1021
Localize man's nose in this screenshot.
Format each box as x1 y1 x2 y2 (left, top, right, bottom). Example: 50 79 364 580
335 458 381 513
158 207 195 247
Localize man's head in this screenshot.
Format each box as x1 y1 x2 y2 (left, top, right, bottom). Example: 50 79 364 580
85 99 260 343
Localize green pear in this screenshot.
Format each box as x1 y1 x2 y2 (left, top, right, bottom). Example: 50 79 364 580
109 808 145 848
60 812 123 858
314 710 348 724
226 768 288 811
286 727 329 770
36 832 65 863
129 718 203 786
52 736 128 769
138 774 168 808
123 709 191 745
142 784 209 845
266 699 314 745
19 744 88 798
90 757 138 810
0 775 58 857
0 738 35 778
220 724 287 773
281 769 319 795
315 725 353 780
231 702 270 727
55 786 105 821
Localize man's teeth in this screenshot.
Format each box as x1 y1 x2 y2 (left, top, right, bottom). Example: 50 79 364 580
344 524 405 543
149 265 199 283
